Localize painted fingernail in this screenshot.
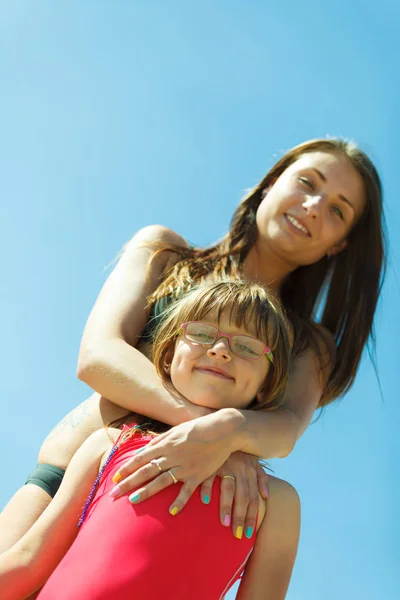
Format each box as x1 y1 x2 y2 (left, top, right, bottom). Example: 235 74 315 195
129 492 141 504
245 526 254 539
203 494 210 505
134 447 145 455
264 485 269 499
112 471 122 484
223 515 231 527
109 485 121 498
235 526 243 540
169 506 179 516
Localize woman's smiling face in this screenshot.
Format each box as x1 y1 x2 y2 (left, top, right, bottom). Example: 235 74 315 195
255 151 366 266
169 308 270 411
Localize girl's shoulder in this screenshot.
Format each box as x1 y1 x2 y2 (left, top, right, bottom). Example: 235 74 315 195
310 322 336 361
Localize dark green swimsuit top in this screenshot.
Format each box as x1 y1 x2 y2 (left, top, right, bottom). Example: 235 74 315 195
140 295 177 343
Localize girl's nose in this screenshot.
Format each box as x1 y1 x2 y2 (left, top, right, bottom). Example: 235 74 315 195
206 337 232 361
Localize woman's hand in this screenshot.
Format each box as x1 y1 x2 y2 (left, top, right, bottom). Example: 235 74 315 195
200 454 269 540
109 411 269 538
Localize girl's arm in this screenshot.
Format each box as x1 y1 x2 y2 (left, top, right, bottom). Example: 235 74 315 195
0 429 116 600
77 225 208 425
236 479 301 600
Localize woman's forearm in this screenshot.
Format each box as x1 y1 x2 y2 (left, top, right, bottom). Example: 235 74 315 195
218 407 301 459
77 338 208 426
226 348 326 459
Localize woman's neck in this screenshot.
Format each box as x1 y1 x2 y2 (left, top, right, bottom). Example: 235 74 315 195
241 243 295 292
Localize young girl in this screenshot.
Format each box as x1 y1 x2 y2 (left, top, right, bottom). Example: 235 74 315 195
0 281 299 600
0 137 386 550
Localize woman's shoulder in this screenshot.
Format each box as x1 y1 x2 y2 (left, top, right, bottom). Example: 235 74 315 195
127 225 190 251
123 225 191 275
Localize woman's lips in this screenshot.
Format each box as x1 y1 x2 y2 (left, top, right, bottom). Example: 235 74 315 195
195 367 235 381
284 213 311 237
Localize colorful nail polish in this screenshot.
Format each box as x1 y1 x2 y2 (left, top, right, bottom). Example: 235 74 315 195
112 471 122 484
129 492 141 503
109 485 121 498
223 515 231 527
245 526 254 539
169 506 179 516
203 494 210 505
264 485 269 499
235 526 243 540
134 447 144 455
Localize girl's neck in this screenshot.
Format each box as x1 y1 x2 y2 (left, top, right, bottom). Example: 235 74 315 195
241 242 295 293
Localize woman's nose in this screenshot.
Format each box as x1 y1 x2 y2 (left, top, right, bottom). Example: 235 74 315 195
302 194 324 218
206 337 232 361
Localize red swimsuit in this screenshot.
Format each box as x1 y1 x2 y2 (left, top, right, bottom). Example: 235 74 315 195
37 426 256 599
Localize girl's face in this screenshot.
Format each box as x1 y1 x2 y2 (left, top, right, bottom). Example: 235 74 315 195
256 151 366 266
169 309 270 411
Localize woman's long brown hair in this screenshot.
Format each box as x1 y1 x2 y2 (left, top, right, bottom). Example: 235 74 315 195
145 138 386 406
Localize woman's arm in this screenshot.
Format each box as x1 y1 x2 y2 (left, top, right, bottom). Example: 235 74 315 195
109 334 332 537
227 336 333 458
0 429 115 600
77 225 207 425
230 323 336 458
113 334 333 493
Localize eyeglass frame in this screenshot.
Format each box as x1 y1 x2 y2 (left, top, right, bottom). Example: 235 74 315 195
179 321 274 364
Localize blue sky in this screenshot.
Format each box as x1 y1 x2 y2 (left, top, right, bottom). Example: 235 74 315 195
1 2 399 598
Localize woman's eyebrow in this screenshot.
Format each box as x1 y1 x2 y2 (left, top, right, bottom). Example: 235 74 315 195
311 167 355 211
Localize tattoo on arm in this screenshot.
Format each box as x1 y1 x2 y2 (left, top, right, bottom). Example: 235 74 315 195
45 401 93 442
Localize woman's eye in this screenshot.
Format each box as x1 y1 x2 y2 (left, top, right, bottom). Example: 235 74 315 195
298 176 314 190
332 206 344 220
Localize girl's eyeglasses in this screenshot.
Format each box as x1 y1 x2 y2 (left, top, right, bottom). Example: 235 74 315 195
179 321 274 364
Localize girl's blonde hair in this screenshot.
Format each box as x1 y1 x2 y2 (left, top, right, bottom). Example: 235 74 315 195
153 279 291 411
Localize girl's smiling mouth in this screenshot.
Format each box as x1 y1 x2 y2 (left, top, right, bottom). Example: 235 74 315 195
195 366 235 381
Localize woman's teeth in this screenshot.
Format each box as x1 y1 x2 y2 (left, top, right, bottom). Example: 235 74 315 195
286 214 308 234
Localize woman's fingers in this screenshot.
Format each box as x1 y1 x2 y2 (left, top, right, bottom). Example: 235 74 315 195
256 461 269 499
112 444 166 483
168 481 197 516
200 474 216 506
110 458 169 497
230 476 250 540
218 453 261 540
241 474 259 541
126 471 174 504
219 474 236 529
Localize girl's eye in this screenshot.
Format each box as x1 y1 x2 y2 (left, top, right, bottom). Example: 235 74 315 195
195 333 214 341
332 206 344 220
298 176 314 190
236 344 258 356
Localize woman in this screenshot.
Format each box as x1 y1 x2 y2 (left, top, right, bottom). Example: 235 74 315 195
0 137 385 550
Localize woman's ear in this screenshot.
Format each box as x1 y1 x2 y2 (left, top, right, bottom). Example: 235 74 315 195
327 239 348 258
261 177 278 199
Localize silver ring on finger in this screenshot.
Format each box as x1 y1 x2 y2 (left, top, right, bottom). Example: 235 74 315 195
167 469 178 484
150 459 163 473
222 475 235 482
